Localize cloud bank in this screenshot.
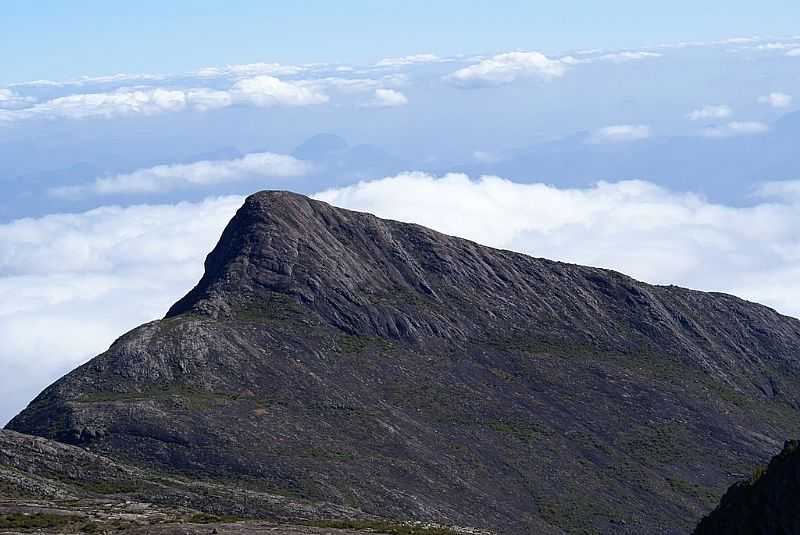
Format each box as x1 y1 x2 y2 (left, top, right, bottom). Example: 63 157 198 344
366 88 409 108
50 152 311 198
758 92 793 108
687 105 732 121
0 76 328 122
588 125 651 143
0 196 243 425
375 54 442 67
445 52 568 87
0 89 36 110
701 121 769 138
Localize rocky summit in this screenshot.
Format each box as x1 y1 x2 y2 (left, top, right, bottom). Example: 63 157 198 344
6 191 800 534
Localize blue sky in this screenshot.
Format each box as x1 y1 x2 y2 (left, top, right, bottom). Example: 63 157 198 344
4 1 800 84
1 3 800 424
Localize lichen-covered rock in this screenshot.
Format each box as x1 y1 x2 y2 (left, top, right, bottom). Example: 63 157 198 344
7 191 800 534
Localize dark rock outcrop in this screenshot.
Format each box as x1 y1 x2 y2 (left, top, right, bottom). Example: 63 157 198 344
694 440 800 535
7 191 800 534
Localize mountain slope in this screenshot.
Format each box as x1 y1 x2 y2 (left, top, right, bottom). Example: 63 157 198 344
694 440 800 535
0 429 480 534
8 191 800 534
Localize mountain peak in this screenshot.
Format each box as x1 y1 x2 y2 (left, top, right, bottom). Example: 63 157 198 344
168 191 800 373
166 190 440 339
9 191 800 534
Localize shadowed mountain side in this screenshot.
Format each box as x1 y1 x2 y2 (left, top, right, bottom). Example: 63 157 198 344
8 191 800 534
694 440 800 535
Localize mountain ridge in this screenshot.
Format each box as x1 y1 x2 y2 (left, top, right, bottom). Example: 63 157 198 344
7 190 800 534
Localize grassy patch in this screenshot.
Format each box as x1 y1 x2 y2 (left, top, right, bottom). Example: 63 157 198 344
188 512 243 524
80 479 142 495
232 293 308 324
336 334 395 354
0 513 80 530
666 477 718 504
78 385 254 410
488 420 542 442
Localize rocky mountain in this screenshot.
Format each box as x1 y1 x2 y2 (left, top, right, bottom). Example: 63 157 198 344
693 439 800 535
7 191 800 534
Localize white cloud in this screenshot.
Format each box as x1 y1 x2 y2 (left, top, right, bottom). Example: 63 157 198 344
375 54 442 67
756 42 794 50
597 51 662 63
184 88 233 111
565 51 663 64
758 92 793 108
0 89 36 110
299 77 382 94
9 73 166 89
445 52 568 88
755 180 800 201
0 88 188 121
0 76 328 122
787 48 800 57
50 152 310 197
588 125 651 143
230 75 329 107
687 104 732 121
473 151 501 163
444 48 660 88
364 88 408 108
718 37 760 45
316 172 800 321
0 196 243 425
701 121 769 138
193 63 305 79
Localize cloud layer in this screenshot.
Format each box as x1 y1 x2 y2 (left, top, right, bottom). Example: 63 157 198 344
445 52 568 87
50 152 311 198
688 104 732 121
0 196 243 425
588 124 651 143
758 92 793 108
367 88 409 107
0 76 329 122
701 121 769 138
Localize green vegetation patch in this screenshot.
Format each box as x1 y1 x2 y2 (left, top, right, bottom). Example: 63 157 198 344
79 479 142 494
666 477 718 504
487 420 543 442
0 512 81 530
78 385 255 409
188 512 243 524
232 292 309 324
336 334 395 354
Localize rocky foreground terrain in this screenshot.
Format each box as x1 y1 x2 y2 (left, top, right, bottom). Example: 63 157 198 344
5 191 800 533
693 439 800 535
0 429 484 534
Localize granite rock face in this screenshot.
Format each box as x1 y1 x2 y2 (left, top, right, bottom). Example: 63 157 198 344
7 191 800 534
